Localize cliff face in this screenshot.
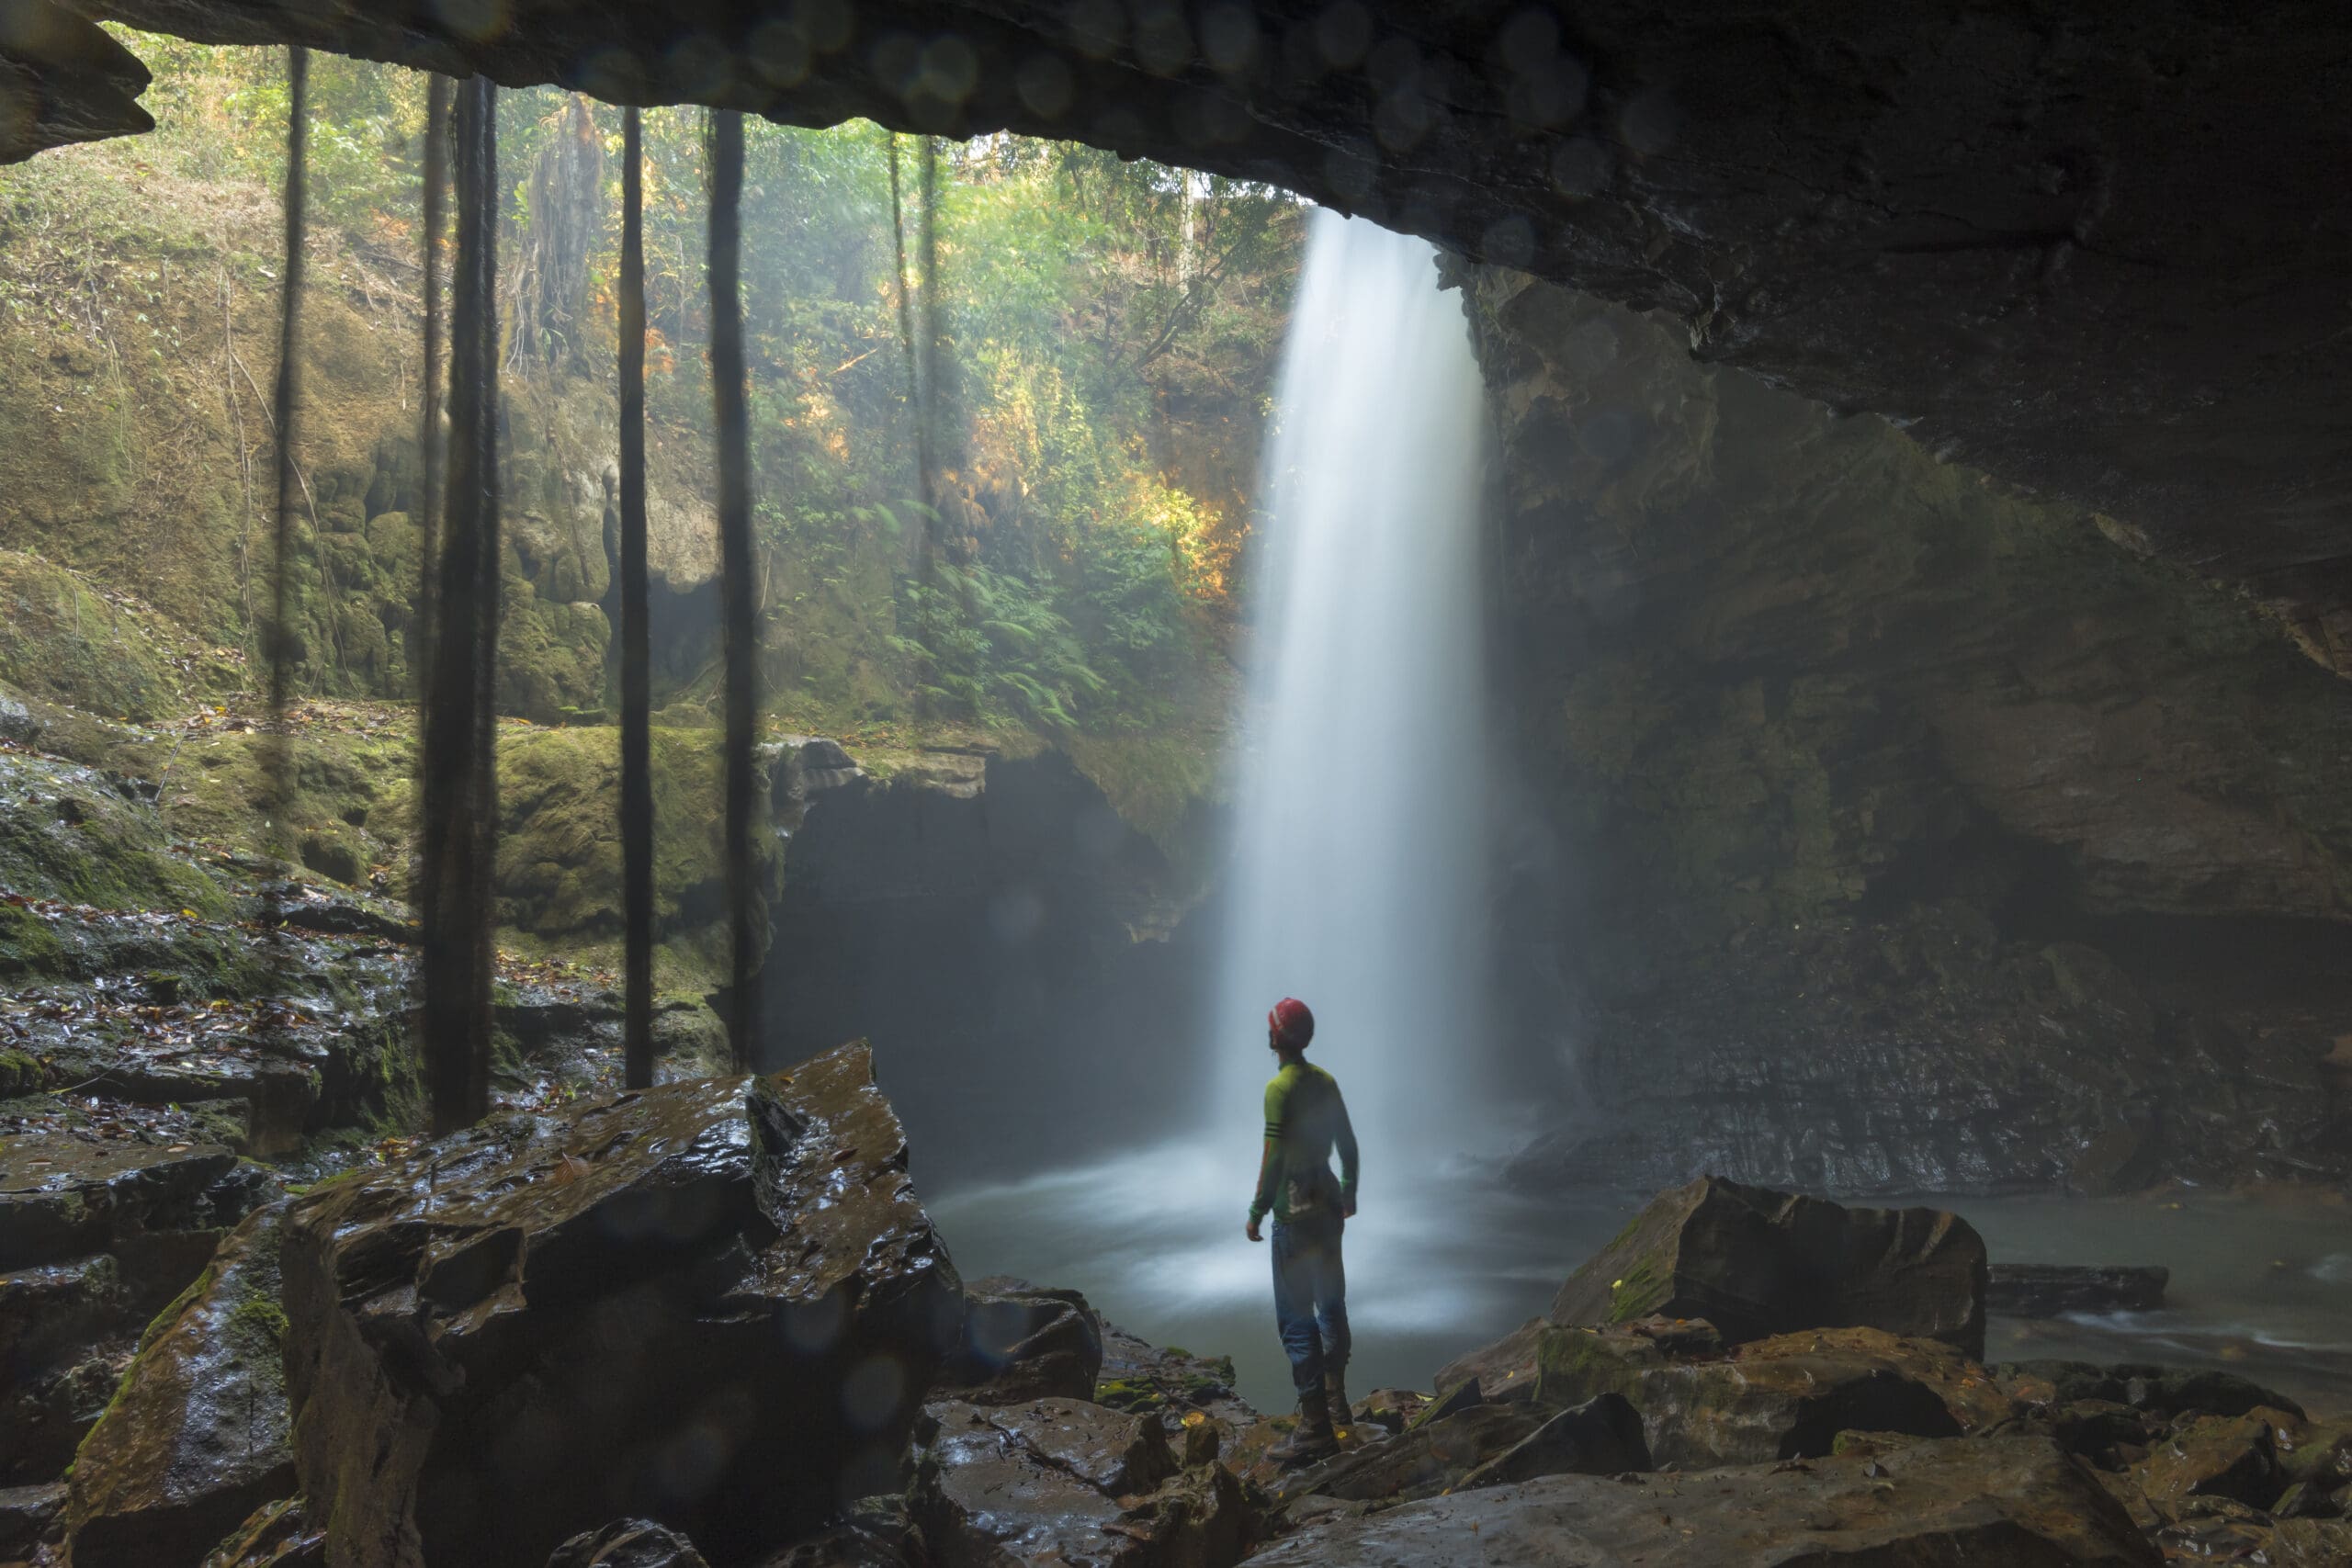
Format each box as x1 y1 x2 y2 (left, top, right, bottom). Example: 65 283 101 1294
1464 268 2352 1196
0 151 724 723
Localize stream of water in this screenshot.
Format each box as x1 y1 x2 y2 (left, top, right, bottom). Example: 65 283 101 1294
933 1165 2352 1417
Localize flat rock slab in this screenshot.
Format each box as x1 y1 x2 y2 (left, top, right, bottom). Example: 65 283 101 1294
0 1136 235 1269
1989 1264 2169 1318
66 1202 293 1568
1549 1177 1987 1357
281 1044 963 1568
1244 1435 2159 1567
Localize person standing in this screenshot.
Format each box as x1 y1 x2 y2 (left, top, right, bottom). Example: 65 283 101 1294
1246 996 1360 1462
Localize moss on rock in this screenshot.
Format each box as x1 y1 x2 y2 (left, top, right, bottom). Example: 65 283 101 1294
0 551 182 720
0 751 230 915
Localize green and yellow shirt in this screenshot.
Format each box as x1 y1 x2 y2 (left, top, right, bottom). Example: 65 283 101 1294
1250 1059 1361 1225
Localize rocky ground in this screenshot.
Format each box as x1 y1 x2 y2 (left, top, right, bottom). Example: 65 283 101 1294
0 678 735 1556
11 1056 2348 1567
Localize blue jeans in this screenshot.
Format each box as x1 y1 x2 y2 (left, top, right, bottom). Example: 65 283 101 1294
1271 1214 1349 1393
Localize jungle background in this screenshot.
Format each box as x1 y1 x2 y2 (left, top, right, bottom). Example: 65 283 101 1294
0 35 1298 988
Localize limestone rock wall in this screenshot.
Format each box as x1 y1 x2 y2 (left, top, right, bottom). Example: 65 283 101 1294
1464 266 2352 1195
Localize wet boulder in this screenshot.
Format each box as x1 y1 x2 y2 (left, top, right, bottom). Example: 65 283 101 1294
545 1518 711 1568
0 1480 64 1559
1272 1405 1544 1506
1351 1388 1429 1435
937 1276 1103 1404
746 1500 922 1568
1548 1176 1988 1357
0 1137 241 1270
280 1044 964 1568
2154 1510 2352 1565
0 1141 269 1485
64 1203 294 1568
1989 1263 2169 1317
2132 1413 2285 1512
200 1498 325 1566
1458 1394 1649 1489
1530 1324 1996 1469
1431 1316 1547 1404
1996 1359 2307 1422
912 1397 1251 1568
1094 1323 1258 1428
1243 1435 2159 1567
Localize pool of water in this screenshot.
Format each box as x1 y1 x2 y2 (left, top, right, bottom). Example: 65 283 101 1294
927 1145 2352 1417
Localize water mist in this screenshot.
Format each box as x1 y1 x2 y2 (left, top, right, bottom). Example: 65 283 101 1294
1213 210 1495 1192
933 210 1519 1408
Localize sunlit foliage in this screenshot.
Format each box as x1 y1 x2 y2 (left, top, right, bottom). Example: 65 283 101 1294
29 35 1301 740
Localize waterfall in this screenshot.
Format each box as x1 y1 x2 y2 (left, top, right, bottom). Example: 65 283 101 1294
1213 210 1493 1196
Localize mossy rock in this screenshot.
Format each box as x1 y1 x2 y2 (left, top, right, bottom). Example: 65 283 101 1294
65 1205 294 1568
0 551 179 720
495 723 772 949
498 591 610 724
0 751 229 916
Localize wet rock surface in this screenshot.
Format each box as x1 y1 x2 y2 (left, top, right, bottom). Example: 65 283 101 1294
546 1518 713 1568
938 1276 1104 1405
1093 1323 1258 1431
912 1396 1250 1568
1991 1264 2170 1319
64 1202 294 1568
1272 1404 1543 1506
1244 1436 2160 1567
1456 1393 1648 1489
280 1045 963 1568
1546 1177 1988 1356
198 1498 325 1567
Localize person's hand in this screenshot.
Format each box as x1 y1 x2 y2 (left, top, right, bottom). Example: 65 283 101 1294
1246 1218 1263 1243
1343 1196 1358 1220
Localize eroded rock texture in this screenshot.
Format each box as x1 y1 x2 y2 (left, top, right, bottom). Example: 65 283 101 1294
1472 273 2352 1194
278 1045 963 1568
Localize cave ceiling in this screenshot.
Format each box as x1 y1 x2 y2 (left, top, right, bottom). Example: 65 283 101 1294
10 0 2352 661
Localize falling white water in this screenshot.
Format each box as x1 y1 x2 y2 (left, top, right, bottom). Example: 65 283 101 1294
1211 210 1493 1196
929 211 1509 1412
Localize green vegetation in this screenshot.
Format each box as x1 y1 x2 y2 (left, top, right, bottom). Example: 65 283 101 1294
0 37 1296 768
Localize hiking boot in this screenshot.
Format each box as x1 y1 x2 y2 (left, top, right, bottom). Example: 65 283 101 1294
1324 1369 1353 1429
1270 1386 1340 1464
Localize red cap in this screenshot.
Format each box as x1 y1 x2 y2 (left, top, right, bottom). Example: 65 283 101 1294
1269 997 1315 1048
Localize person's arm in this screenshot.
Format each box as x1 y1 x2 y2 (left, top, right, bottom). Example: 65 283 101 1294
1248 1077 1286 1236
1335 1086 1360 1216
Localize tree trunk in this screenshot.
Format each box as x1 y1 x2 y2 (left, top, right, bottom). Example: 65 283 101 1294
619 107 654 1090
417 73 447 698
419 74 501 1134
266 45 307 842
708 108 761 1074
